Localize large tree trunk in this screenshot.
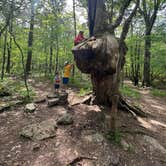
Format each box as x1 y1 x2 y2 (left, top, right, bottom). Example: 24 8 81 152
73 0 138 132
72 34 126 131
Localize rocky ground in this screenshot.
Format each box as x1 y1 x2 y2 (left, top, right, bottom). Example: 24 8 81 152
0 79 166 166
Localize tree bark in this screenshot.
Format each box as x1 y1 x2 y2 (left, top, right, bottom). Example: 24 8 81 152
143 31 151 86
55 37 59 73
6 20 13 74
1 29 7 80
49 45 53 73
26 1 34 74
73 0 138 132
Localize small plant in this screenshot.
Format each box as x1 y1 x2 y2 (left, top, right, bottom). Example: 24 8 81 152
120 85 140 99
151 89 166 97
105 130 122 145
79 87 91 96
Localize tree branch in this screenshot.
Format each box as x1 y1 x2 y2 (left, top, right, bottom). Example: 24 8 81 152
107 0 132 31
120 0 140 43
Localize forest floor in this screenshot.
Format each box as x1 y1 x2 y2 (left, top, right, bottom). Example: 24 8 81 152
0 79 166 166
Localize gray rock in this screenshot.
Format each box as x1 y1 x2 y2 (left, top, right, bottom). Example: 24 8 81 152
47 92 68 106
25 103 36 112
83 133 104 144
32 143 40 151
120 139 130 151
0 85 11 97
110 154 120 166
20 119 57 140
34 97 46 103
0 102 10 112
143 135 166 154
57 113 73 125
47 93 59 99
0 100 22 112
58 92 68 105
47 98 60 107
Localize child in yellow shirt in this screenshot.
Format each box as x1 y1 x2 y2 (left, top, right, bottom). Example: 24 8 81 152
63 61 73 87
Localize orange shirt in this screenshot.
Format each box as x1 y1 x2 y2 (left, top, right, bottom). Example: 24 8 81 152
64 64 72 78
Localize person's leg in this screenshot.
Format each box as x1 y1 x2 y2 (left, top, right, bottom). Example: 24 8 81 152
62 77 69 90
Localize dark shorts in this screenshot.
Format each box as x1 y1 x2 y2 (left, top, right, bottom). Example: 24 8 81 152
63 77 69 84
54 84 60 89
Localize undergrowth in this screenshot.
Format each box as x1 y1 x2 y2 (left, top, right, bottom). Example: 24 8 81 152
120 85 140 99
0 78 35 103
105 130 122 145
151 89 166 97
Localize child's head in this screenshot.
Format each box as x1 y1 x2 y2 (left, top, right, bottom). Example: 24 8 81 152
55 72 59 75
64 61 69 66
79 31 84 35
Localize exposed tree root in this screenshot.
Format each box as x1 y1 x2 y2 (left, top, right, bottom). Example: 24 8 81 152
118 96 148 118
71 93 148 119
68 156 96 166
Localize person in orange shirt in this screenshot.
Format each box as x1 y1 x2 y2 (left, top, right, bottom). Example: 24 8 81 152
62 61 73 88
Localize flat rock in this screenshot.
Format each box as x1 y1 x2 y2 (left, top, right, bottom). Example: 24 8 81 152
109 154 120 166
0 100 22 112
34 97 46 103
47 98 60 107
47 93 59 99
57 113 73 125
143 135 166 154
0 102 10 112
0 85 11 97
25 103 36 112
58 92 68 105
20 119 57 140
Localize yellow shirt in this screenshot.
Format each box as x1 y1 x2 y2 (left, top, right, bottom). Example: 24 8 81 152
64 64 72 78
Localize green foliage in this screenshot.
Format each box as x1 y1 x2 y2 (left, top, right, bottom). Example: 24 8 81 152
120 85 140 99
105 130 122 145
151 89 166 97
79 87 92 97
0 78 35 103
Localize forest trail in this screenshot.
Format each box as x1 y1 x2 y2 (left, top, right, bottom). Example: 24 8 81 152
0 79 166 166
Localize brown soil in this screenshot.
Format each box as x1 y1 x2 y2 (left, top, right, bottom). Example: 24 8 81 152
0 80 166 166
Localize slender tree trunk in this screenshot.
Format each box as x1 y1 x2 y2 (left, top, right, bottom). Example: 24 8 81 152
143 31 151 86
44 46 48 76
134 40 138 86
73 0 77 37
6 22 12 74
55 37 59 73
26 1 34 75
136 41 141 86
11 33 30 98
49 45 53 73
72 0 77 79
1 29 7 80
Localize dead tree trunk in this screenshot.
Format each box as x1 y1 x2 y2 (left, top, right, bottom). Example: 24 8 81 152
72 0 139 132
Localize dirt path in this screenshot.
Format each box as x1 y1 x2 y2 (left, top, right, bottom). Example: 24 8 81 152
0 80 166 166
